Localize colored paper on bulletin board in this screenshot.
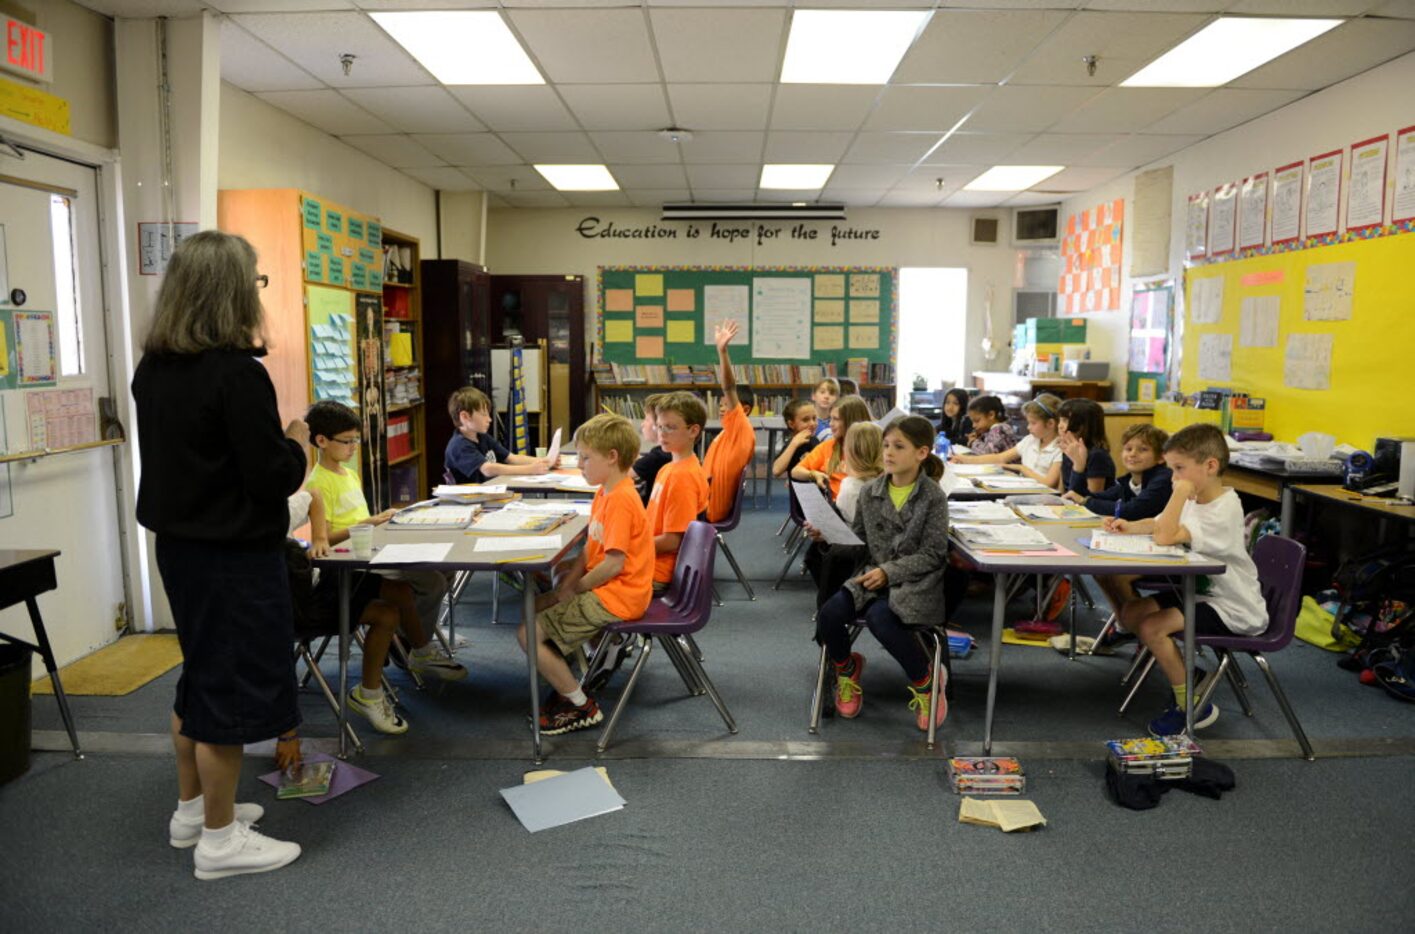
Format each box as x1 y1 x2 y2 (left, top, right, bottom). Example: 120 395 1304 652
605 289 634 312
848 325 879 349
366 222 382 248
636 335 664 359
348 217 365 241
635 274 663 297
316 232 334 253
666 289 695 312
326 210 343 234
306 251 324 283
814 326 844 351
850 299 880 323
358 247 376 265
328 256 346 287
635 305 664 328
813 299 844 323
815 274 845 298
666 320 695 343
604 319 634 343
848 274 880 298
302 198 321 229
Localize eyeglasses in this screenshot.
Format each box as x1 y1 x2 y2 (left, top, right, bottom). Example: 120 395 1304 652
330 435 360 446
255 274 269 289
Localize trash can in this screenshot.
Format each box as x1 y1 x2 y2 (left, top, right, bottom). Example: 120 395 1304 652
0 643 33 784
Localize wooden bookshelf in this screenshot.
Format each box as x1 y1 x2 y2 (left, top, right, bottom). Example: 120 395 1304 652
382 227 426 507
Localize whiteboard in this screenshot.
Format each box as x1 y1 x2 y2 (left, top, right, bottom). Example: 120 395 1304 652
491 347 543 413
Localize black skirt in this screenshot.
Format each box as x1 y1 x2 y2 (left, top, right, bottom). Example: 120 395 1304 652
157 537 300 745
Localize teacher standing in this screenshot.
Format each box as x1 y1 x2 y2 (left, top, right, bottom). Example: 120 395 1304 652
133 230 308 881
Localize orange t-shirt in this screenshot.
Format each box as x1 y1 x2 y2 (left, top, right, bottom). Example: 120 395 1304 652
585 476 655 620
703 404 756 522
646 455 709 583
797 437 844 501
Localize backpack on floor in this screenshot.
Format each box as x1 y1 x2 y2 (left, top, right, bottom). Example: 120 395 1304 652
1331 546 1415 675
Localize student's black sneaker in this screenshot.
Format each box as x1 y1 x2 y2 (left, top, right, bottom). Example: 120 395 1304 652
540 697 604 735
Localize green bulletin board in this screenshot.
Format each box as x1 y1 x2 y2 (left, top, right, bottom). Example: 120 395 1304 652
597 266 896 368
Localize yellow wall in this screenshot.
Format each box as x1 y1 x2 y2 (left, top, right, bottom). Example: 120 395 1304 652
1182 233 1415 450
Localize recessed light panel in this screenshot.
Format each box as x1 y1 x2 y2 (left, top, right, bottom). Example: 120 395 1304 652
781 10 930 85
1122 17 1342 88
371 12 544 85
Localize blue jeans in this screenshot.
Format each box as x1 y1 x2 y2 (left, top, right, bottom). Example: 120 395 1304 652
815 588 934 683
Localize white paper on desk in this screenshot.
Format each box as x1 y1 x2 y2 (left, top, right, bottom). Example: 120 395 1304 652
504 500 588 516
874 406 909 429
791 481 863 546
556 475 600 491
472 535 564 552
546 428 562 466
369 543 453 565
514 474 564 484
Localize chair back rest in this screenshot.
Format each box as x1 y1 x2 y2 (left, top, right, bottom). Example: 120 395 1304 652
1254 534 1307 648
662 521 718 627
787 478 806 524
712 464 749 532
442 468 456 486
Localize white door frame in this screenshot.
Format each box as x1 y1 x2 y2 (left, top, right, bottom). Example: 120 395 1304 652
0 115 153 632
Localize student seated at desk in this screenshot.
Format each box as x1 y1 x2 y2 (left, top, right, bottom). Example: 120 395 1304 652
791 394 873 502
959 395 1016 454
630 393 670 506
648 391 710 595
519 414 654 736
1056 398 1116 497
702 319 756 523
811 377 840 441
938 388 973 447
1070 424 1172 520
772 398 820 479
444 386 553 484
953 393 1063 488
1110 424 1268 736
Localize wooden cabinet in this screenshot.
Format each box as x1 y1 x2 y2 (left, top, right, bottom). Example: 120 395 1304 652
421 259 493 477
489 275 587 430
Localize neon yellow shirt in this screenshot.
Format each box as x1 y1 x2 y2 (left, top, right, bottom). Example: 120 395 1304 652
888 480 915 511
306 463 369 533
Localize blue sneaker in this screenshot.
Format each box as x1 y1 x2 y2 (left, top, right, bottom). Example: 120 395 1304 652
1148 701 1219 737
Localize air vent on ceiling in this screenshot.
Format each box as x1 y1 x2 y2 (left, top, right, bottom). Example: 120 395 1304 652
971 216 1000 245
661 202 846 221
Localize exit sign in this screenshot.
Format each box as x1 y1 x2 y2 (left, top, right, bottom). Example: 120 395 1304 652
1 16 50 84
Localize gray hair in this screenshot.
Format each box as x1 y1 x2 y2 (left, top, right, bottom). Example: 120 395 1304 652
143 230 267 354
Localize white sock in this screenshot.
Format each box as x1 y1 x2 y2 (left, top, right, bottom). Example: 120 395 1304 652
177 795 203 819
200 820 237 846
356 684 383 702
411 642 437 658
564 688 587 707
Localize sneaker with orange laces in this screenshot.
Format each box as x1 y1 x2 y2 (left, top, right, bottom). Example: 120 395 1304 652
833 653 866 718
906 665 949 732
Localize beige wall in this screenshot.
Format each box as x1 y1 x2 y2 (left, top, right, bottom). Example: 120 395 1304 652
218 82 437 248
12 0 117 149
484 206 1023 379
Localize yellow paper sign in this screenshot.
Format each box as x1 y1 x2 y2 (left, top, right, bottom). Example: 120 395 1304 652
848 325 879 349
815 274 845 298
605 289 634 312
667 289 695 312
636 335 664 359
850 299 880 323
814 326 844 350
814 299 845 323
636 274 664 297
604 319 634 343
0 77 70 135
666 320 695 343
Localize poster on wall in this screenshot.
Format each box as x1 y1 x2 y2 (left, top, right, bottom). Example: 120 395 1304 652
1346 134 1389 231
1271 161 1303 245
1209 182 1238 256
1184 191 1209 261
1127 283 1171 375
1393 126 1415 223
1237 173 1268 250
1305 149 1343 238
1058 198 1124 313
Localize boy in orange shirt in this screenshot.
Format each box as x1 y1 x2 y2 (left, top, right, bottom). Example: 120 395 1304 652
702 319 756 523
648 391 710 593
517 413 654 736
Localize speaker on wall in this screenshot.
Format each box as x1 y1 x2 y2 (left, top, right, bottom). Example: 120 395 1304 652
971 216 1000 245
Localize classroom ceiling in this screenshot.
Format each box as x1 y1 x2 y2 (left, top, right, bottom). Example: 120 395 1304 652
82 1 1415 210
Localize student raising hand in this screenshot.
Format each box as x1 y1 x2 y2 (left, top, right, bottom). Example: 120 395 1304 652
1059 431 1088 471
714 318 739 350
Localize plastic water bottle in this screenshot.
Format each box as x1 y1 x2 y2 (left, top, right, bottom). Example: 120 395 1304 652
934 435 952 459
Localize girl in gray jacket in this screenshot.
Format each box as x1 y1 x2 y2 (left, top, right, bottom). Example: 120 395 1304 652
811 415 952 733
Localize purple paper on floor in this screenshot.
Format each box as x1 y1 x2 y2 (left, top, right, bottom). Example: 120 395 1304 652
258 752 380 805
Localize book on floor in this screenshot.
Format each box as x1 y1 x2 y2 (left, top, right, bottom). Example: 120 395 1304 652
277 760 335 800
958 797 1046 832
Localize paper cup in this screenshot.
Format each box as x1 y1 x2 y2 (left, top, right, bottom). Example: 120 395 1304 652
535 446 548 458
349 525 374 559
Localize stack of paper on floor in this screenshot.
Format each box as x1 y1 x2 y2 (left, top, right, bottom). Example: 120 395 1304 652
958 797 1046 832
1087 530 1186 557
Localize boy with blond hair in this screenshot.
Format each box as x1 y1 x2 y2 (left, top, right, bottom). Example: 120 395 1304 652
520 413 654 735
648 391 709 593
444 386 552 484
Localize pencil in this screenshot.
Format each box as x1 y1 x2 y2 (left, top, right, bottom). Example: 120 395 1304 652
497 553 550 563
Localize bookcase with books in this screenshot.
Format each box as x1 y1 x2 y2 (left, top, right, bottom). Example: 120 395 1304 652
380 228 426 507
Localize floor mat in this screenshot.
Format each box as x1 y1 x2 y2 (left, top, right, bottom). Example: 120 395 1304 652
31 634 182 696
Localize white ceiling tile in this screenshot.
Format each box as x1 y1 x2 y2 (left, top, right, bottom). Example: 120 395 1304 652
822 164 910 189
1081 1 1224 11
941 191 1012 209
1229 18 1415 91
893 167 984 192
770 86 881 132
358 0 497 7
448 87 578 132
558 85 671 131
627 189 693 207
876 191 946 208
862 86 990 132
1008 12 1211 87
254 90 394 135
756 190 822 203
819 190 884 208
964 86 1101 133
233 12 431 87
893 10 1072 84
399 166 481 191
341 87 484 133
690 189 758 202
501 191 572 208
1367 1 1415 18
667 85 772 131
1225 0 1372 13
1047 88 1207 133
209 1 358 10
486 194 510 209
1075 133 1204 167
459 166 550 192
561 192 633 207
76 0 207 13
685 165 761 189
498 131 601 163
1005 133 1120 164
1005 192 1065 207
923 132 1031 164
1143 88 1307 135
589 131 684 164
763 132 854 163
339 134 446 168
219 22 323 92
1034 166 1128 193
609 164 689 188
680 132 766 164
413 133 524 165
842 132 944 164
509 9 660 83
650 8 787 83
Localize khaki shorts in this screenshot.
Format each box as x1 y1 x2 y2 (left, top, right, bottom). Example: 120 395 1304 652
536 591 622 654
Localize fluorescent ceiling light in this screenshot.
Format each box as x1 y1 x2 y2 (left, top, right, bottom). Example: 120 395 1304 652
1122 17 1342 88
370 11 543 85
760 164 835 189
965 166 1064 191
781 10 930 84
534 164 619 191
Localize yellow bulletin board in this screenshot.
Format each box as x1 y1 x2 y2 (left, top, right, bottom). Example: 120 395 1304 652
300 193 383 293
1182 232 1415 449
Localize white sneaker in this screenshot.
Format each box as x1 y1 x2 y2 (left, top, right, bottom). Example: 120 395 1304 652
409 649 468 682
193 823 301 881
348 687 410 735
169 802 264 849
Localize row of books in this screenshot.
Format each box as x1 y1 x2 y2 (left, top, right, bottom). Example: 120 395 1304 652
591 360 895 387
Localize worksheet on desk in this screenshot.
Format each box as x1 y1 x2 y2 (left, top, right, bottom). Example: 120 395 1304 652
370 543 453 565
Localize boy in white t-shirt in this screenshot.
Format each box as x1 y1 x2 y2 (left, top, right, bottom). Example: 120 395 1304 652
1111 424 1268 737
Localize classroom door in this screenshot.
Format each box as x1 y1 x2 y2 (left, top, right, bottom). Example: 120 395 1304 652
0 147 128 676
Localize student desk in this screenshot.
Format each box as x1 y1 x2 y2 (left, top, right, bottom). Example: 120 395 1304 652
949 524 1226 753
1293 483 1415 540
1225 465 1344 537
0 549 81 758
495 471 598 497
315 516 590 762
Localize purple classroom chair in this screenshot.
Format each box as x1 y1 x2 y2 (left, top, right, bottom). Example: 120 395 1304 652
584 521 738 752
774 482 810 590
710 465 756 600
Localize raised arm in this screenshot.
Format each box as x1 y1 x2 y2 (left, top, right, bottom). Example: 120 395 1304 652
714 319 741 411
